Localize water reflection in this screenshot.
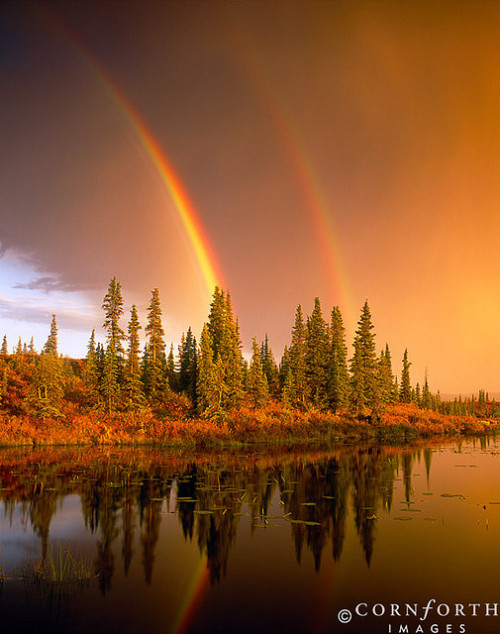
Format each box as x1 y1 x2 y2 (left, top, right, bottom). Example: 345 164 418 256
0 442 454 590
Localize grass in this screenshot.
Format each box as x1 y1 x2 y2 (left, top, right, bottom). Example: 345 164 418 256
28 545 95 586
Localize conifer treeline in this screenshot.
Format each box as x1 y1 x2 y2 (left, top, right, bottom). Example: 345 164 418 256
0 278 495 420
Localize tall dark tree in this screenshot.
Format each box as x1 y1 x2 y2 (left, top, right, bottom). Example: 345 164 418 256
102 277 125 411
196 324 224 418
399 349 412 403
43 314 58 355
282 305 307 408
378 344 396 405
421 372 432 409
179 327 197 403
247 337 269 407
260 335 280 397
206 287 244 407
328 306 349 412
166 344 177 391
305 297 330 408
0 335 7 355
142 288 168 403
83 328 100 405
124 306 144 410
349 301 379 415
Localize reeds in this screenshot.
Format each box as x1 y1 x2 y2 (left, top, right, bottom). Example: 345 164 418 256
30 545 94 585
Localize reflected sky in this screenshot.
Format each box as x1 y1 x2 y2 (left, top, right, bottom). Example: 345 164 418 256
0 439 499 633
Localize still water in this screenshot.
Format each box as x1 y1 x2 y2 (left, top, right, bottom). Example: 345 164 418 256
0 438 499 633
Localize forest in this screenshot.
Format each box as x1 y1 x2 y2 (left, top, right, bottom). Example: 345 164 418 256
0 277 497 446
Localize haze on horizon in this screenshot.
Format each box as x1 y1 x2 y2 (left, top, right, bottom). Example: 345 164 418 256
1 0 500 395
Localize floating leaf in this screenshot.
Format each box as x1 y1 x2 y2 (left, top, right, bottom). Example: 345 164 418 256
301 502 316 507
289 519 321 526
393 516 413 521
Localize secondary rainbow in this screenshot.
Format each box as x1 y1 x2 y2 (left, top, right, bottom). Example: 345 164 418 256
44 8 224 300
222 8 354 323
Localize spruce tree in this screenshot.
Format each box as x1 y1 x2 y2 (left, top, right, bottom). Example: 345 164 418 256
166 344 177 390
260 335 280 397
83 328 100 406
223 292 244 404
305 297 330 408
378 344 396 405
124 306 144 410
421 373 432 409
247 337 269 407
349 301 378 415
328 306 349 412
142 288 168 403
1 335 8 355
101 277 125 411
205 287 244 407
28 350 64 418
43 314 58 355
179 327 197 404
399 349 412 403
196 324 224 418
283 305 307 408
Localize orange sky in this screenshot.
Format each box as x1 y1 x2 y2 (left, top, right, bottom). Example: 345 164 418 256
1 1 500 394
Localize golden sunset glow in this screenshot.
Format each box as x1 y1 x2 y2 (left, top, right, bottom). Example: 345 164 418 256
2 1 500 394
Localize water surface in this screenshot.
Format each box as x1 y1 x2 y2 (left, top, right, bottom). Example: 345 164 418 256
0 437 499 633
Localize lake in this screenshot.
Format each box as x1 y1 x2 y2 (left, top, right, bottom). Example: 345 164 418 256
0 437 499 633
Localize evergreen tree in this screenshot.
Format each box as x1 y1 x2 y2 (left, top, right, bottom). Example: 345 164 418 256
27 351 64 418
166 344 177 390
15 337 22 356
43 314 58 355
328 306 349 412
247 337 268 407
283 305 307 408
421 373 432 409
124 306 144 410
142 288 168 403
83 328 100 405
206 287 244 407
349 301 379 415
223 292 244 404
414 382 421 407
179 327 197 404
101 277 125 411
196 324 224 418
378 344 396 405
399 349 412 403
28 337 36 355
260 334 280 396
305 297 330 408
1 335 8 355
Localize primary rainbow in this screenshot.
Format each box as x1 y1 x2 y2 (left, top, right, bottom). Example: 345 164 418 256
45 8 223 299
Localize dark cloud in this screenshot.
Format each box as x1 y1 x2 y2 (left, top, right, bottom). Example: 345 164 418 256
13 276 83 294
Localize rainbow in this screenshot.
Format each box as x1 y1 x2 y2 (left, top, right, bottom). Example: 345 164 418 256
42 8 223 300
171 554 210 634
220 7 354 323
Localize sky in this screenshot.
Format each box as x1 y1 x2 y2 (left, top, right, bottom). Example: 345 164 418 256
1 0 500 395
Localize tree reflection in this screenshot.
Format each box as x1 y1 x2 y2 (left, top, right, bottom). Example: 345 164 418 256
0 443 442 592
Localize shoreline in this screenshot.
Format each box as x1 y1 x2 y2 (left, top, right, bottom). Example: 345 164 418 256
0 403 497 448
